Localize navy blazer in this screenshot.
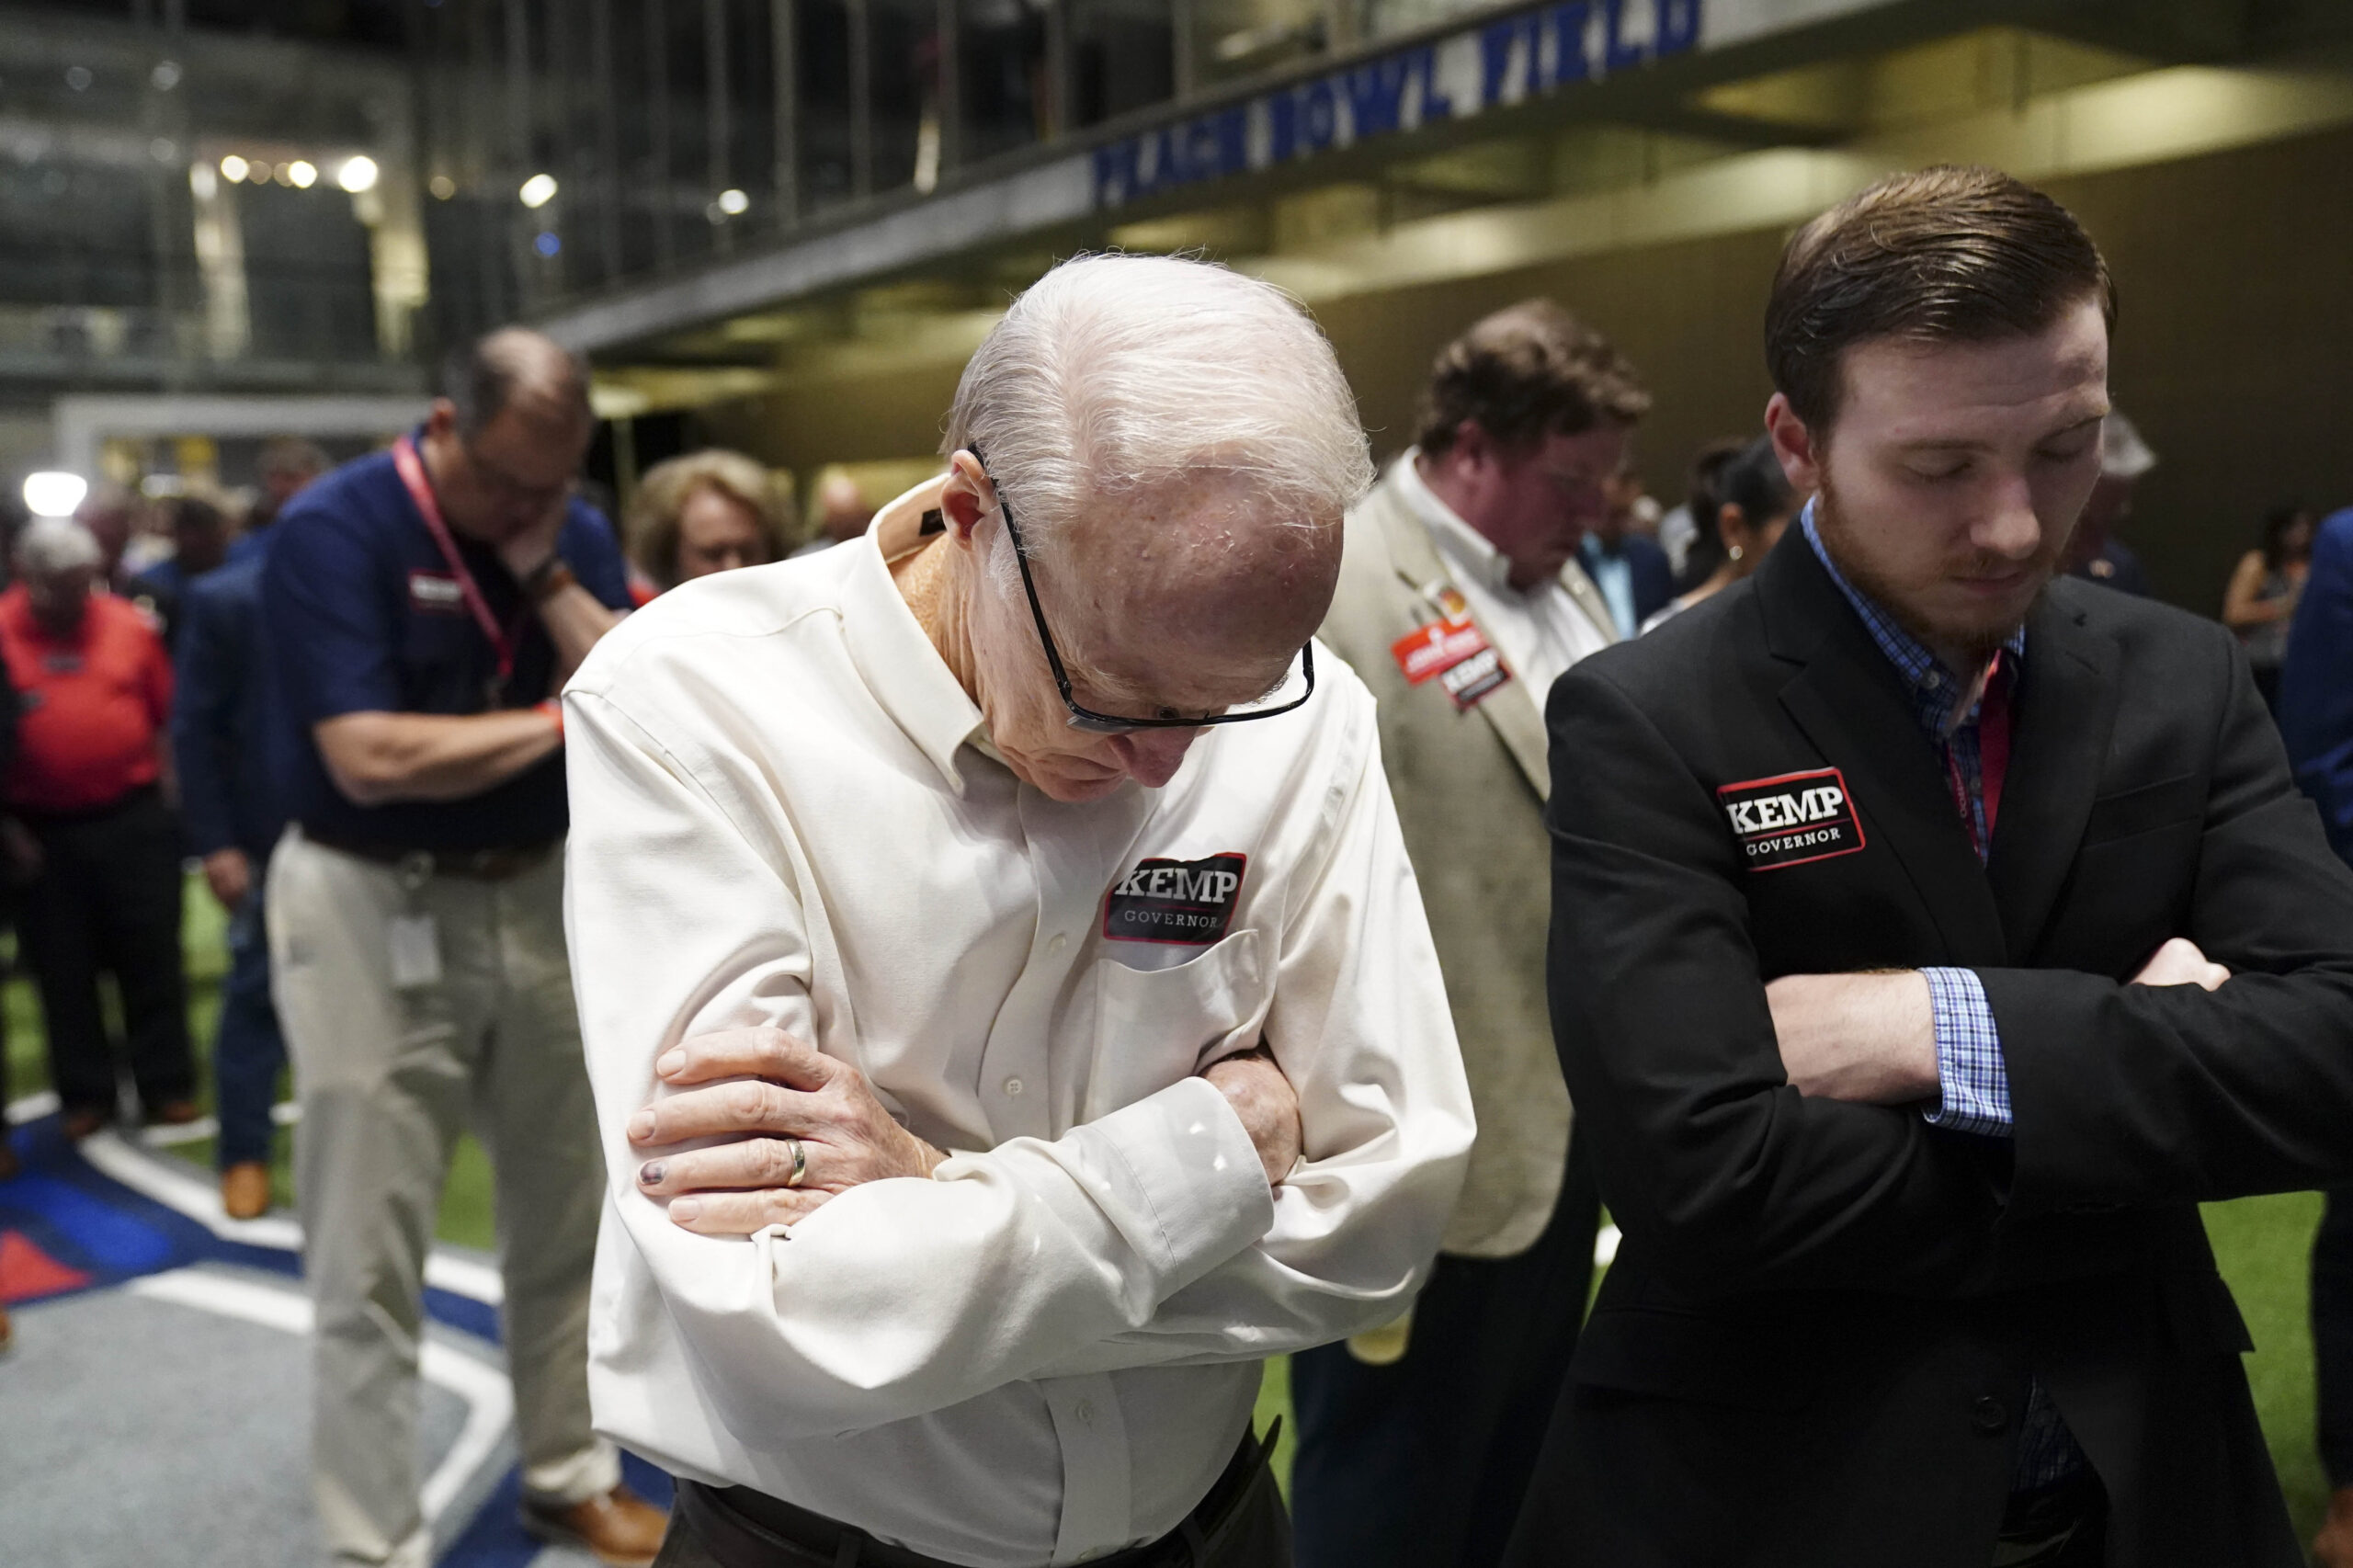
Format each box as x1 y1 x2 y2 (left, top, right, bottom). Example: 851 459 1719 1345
2280 506 2353 864
171 551 286 859
1579 532 1676 638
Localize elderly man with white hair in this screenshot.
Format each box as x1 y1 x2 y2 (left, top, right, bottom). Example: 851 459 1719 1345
562 254 1476 1568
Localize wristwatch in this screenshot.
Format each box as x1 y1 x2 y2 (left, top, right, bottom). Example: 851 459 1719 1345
521 554 577 603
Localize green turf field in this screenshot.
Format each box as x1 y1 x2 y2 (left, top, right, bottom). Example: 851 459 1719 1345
4 876 2331 1537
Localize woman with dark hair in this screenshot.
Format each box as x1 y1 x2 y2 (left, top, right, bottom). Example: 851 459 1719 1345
2222 504 2315 709
1639 434 1798 633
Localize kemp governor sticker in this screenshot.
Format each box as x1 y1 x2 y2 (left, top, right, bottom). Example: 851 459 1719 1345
1103 852 1248 945
1717 767 1865 871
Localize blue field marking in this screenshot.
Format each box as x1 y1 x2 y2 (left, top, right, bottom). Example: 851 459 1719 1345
6 1108 685 1564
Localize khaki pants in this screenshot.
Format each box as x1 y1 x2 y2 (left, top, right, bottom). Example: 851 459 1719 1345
269 826 617 1566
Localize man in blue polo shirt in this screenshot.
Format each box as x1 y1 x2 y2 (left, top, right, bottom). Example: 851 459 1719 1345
263 327 666 1568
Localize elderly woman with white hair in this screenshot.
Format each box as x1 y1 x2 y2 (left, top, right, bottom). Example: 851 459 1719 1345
560 254 1476 1568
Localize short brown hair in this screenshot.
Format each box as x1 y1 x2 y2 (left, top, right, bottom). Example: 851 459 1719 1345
1415 300 1649 458
1766 165 2116 436
625 449 798 589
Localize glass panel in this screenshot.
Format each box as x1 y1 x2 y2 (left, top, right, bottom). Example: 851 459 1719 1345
870 0 940 193
961 0 1051 165
799 0 858 209
1070 0 1173 129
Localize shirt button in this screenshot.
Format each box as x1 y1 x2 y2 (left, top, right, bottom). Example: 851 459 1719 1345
1972 1395 2008 1435
1075 1397 1096 1423
1048 933 1068 955
1003 1077 1025 1097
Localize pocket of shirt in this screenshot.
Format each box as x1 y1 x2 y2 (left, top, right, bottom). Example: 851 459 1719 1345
1084 927 1269 1125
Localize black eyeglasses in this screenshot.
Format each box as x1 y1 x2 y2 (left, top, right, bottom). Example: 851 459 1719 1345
991 481 1315 735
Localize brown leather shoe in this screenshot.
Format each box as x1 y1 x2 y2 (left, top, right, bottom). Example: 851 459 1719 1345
519 1483 668 1568
221 1161 271 1221
2316 1485 2353 1568
145 1099 203 1127
62 1106 108 1141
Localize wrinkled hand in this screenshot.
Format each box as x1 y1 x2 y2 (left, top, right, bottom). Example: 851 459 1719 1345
630 1027 947 1235
1204 1045 1302 1189
201 847 251 911
1766 971 1938 1104
2131 937 2230 991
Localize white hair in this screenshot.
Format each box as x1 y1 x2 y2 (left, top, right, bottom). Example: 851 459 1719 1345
942 254 1372 591
16 517 102 578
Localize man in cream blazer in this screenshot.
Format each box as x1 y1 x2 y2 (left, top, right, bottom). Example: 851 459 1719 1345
1298 301 1648 1568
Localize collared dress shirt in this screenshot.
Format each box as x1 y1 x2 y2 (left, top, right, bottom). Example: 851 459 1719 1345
1802 504 2085 1494
561 512 1475 1565
1391 451 1614 711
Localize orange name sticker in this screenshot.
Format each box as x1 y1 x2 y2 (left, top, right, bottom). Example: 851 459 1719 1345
1391 616 1514 710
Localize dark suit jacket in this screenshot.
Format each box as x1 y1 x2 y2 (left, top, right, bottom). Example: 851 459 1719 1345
1506 530 2353 1567
170 552 286 860
2279 507 2353 863
1580 533 1676 637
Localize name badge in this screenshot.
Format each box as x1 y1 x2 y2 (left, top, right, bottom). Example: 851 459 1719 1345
1718 767 1866 871
1104 852 1248 946
1390 615 1513 712
408 571 468 614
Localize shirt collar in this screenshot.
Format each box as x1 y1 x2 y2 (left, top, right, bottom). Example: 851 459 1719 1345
835 520 991 794
1392 450 1518 597
1801 498 2026 734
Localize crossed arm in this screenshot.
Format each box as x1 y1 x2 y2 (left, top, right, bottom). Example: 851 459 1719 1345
631 1032 1302 1236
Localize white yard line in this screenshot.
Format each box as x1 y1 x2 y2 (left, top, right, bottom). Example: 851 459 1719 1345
71 1127 506 1306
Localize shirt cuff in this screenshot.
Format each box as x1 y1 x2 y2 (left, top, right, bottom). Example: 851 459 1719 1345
1073 1075 1277 1288
1921 966 2013 1136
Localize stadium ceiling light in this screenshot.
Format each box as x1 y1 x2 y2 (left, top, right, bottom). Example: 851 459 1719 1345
287 159 318 188
429 174 457 199
219 153 249 182
519 173 558 209
717 187 750 216
337 155 380 193
24 472 87 518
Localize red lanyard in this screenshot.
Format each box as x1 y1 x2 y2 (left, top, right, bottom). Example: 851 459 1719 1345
392 435 532 685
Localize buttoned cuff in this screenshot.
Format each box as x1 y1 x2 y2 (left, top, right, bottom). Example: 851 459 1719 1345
1081 1074 1277 1288
1921 966 2013 1135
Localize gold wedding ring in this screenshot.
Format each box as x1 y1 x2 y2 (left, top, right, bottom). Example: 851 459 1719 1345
785 1136 808 1188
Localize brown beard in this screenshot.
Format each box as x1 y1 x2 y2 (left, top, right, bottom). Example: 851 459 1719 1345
1813 474 2052 665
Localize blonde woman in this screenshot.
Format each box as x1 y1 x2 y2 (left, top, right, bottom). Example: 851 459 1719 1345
624 449 797 601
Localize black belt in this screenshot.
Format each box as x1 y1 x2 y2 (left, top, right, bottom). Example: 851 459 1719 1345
301 825 559 881
677 1421 1280 1568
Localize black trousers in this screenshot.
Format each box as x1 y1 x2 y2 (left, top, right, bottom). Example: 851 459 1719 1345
1289 1139 1604 1568
19 788 192 1115
653 1431 1290 1568
2316 1187 2353 1488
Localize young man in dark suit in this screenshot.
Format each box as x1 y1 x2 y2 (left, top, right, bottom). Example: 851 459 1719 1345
1506 166 2353 1567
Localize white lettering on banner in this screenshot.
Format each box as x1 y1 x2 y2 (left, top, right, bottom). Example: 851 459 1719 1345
1093 0 1707 208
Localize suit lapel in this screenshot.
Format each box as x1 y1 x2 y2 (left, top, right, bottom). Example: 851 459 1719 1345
1756 538 2008 966
1370 479 1553 800
1986 592 2120 959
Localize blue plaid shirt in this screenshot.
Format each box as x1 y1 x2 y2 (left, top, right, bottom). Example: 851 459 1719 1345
1802 505 2085 1494
1802 506 2020 1135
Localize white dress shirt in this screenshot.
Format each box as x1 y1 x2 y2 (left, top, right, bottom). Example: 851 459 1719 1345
561 509 1474 1565
1390 450 1615 710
